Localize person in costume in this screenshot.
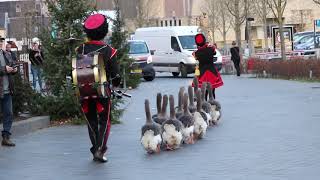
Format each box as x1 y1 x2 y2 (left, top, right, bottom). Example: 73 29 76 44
77 13 121 163
192 33 223 99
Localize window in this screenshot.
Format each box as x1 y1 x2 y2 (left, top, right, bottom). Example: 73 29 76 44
171 37 181 52
174 20 177 26
170 20 172 26
179 19 182 26
160 20 163 27
165 20 168 26
129 42 149 54
35 3 41 15
16 4 21 13
36 3 41 11
178 35 197 49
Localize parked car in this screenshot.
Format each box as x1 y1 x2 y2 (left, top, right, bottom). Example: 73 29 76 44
294 35 320 50
214 49 223 71
134 26 201 78
128 40 155 81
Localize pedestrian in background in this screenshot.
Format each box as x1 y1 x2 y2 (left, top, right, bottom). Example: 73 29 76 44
230 41 241 76
5 43 17 62
29 38 44 90
0 36 17 146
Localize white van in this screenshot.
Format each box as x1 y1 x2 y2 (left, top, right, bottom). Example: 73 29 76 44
134 26 201 77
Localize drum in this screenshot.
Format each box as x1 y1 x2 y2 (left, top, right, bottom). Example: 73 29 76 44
72 53 108 99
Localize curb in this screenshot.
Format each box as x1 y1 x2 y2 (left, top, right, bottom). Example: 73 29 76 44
1 116 50 137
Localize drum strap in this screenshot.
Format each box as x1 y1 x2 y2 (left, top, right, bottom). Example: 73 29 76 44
82 44 110 56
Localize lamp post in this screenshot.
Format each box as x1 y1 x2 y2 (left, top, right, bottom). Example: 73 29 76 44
246 17 254 56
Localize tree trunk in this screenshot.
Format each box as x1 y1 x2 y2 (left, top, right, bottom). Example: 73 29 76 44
262 0 269 50
222 11 227 54
234 0 242 48
279 20 286 60
212 28 216 43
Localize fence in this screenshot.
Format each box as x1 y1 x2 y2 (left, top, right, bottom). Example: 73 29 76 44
14 53 30 81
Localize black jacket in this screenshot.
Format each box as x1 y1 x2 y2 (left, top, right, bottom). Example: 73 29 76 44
29 49 44 66
230 47 240 62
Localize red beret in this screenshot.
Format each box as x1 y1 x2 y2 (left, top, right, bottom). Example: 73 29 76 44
195 33 206 47
84 14 106 30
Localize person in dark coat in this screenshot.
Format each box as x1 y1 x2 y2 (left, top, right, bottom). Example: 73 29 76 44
230 41 241 76
0 37 17 146
76 13 121 163
192 33 223 99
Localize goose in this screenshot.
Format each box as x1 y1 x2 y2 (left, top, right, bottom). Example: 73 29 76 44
188 86 197 114
200 82 213 126
152 93 162 120
175 87 185 119
141 99 162 154
207 83 222 124
193 77 199 102
178 93 195 144
193 90 208 139
161 95 183 150
154 95 169 125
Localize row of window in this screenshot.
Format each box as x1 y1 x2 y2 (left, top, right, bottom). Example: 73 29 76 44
159 19 182 27
16 3 41 13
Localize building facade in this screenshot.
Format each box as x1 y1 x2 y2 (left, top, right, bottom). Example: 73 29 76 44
0 0 50 47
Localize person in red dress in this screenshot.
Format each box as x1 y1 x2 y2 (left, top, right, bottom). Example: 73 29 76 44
192 33 223 99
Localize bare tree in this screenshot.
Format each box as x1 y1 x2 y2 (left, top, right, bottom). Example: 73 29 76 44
267 0 287 60
225 0 251 48
203 0 218 43
253 0 271 50
136 0 159 28
215 0 232 53
290 9 312 32
314 0 320 4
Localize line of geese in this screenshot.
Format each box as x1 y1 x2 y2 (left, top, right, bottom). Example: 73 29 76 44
141 78 222 154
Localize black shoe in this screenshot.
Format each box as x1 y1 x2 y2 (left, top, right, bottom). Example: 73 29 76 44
2 136 15 147
93 150 108 163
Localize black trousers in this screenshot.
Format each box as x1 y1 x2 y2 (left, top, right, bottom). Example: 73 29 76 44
82 98 111 155
233 60 241 76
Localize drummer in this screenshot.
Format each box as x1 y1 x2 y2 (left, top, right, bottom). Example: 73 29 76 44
76 13 121 163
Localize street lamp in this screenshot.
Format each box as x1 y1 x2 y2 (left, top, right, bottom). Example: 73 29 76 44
245 17 255 56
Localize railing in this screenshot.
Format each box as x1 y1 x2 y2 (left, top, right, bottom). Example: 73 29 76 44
252 49 320 60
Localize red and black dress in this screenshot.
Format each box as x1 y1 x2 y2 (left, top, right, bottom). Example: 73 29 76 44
77 14 121 161
192 34 223 98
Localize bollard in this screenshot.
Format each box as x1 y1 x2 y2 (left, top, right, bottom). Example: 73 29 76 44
309 70 313 79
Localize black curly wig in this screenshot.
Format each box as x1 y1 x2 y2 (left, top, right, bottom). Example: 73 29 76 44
83 14 109 41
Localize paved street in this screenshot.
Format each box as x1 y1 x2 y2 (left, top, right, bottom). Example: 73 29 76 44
1 74 320 180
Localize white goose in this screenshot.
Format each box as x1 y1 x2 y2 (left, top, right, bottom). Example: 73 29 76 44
141 99 162 154
161 95 183 150
175 87 185 119
152 93 162 120
193 90 208 139
188 86 197 114
178 93 195 144
154 95 169 125
200 82 213 126
207 83 222 125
